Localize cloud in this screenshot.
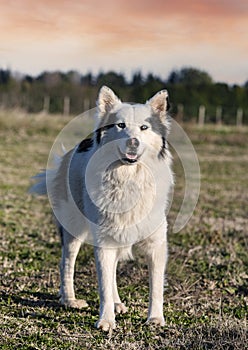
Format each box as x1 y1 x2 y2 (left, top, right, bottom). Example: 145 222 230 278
1 0 247 44
0 0 247 83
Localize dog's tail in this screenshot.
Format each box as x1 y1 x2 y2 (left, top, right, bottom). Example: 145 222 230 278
29 170 48 195
29 164 63 196
29 151 64 196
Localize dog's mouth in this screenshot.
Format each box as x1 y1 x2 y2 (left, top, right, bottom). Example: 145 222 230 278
119 150 139 164
123 152 138 164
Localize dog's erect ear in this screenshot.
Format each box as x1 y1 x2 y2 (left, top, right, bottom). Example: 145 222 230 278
147 90 170 116
97 86 121 116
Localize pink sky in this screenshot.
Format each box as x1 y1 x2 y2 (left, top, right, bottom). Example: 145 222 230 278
0 0 248 84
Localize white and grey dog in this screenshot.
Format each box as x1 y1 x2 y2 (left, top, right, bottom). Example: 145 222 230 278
31 86 174 331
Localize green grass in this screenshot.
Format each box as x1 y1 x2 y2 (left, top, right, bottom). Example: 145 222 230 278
0 111 247 349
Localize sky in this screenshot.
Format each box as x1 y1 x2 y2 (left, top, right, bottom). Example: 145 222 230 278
0 0 248 84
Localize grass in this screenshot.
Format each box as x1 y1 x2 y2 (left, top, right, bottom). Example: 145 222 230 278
0 110 247 349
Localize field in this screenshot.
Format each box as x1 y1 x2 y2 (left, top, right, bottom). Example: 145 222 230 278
0 111 247 349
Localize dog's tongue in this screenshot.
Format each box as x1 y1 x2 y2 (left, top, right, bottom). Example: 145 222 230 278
126 153 137 160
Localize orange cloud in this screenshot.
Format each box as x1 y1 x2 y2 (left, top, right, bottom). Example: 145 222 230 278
0 0 247 83
1 0 247 43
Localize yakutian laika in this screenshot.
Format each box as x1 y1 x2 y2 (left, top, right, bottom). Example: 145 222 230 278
30 86 174 331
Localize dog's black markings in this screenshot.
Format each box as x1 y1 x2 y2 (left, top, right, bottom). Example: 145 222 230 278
160 136 167 159
166 97 171 112
95 123 115 144
76 138 94 153
96 128 102 144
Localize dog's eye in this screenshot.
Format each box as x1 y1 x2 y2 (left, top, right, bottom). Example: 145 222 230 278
117 123 126 129
140 125 148 131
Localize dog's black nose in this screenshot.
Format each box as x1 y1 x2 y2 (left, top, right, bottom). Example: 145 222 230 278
126 138 139 148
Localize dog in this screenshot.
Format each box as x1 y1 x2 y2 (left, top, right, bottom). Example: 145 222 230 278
30 86 174 331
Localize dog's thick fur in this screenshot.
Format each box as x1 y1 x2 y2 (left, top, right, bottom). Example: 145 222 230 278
31 87 174 331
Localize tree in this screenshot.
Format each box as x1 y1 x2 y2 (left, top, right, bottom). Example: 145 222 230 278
96 71 126 89
167 67 213 86
0 69 11 85
130 71 143 87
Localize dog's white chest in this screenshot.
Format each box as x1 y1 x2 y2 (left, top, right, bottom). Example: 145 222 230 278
91 164 157 244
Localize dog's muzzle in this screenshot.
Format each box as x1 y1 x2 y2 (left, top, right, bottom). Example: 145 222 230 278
121 138 140 164
126 137 139 149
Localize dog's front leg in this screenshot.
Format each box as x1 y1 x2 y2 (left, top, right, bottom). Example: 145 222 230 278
94 246 117 331
146 239 167 326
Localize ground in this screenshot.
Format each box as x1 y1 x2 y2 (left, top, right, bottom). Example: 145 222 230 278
0 111 247 349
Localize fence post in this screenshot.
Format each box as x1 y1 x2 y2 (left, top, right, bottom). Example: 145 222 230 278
198 105 206 126
43 96 50 114
177 104 184 122
63 96 70 116
216 106 222 125
83 98 90 111
236 107 243 127
1 93 8 109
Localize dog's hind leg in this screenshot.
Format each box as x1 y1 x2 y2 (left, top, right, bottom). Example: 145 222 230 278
59 230 88 309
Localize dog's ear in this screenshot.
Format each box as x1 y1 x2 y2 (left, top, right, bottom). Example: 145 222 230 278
97 86 121 116
147 90 170 116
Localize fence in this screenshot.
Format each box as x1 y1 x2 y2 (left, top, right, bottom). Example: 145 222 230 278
0 93 247 126
0 93 94 115
174 104 247 126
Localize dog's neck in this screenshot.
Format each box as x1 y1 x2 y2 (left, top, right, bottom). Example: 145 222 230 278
107 161 140 179
100 162 155 212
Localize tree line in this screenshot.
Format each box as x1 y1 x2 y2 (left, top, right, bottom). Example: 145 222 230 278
0 67 247 124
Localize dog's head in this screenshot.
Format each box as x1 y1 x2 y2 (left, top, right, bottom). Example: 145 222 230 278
95 86 170 165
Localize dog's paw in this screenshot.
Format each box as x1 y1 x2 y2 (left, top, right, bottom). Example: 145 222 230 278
115 303 128 314
146 317 165 326
95 319 116 332
61 299 88 309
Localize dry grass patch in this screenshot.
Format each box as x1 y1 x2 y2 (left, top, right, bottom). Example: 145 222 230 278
0 113 247 349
